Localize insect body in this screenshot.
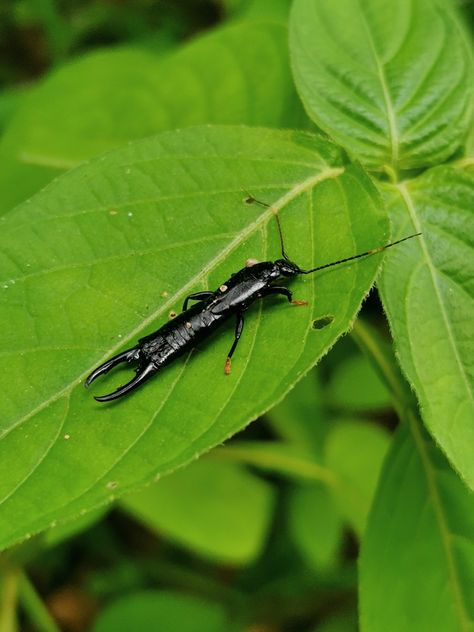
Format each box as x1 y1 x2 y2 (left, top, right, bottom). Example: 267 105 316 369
85 197 420 402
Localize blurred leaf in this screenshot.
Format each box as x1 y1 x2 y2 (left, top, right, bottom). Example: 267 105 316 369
327 352 391 412
290 0 474 170
288 483 343 571
91 590 229 632
0 19 308 213
121 458 274 565
325 420 390 535
378 166 474 489
0 87 27 134
43 507 108 549
467 127 474 156
236 0 292 20
360 418 474 632
266 368 327 454
314 610 358 632
0 126 387 551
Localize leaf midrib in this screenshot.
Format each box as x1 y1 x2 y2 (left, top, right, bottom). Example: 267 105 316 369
1 167 345 442
356 0 399 166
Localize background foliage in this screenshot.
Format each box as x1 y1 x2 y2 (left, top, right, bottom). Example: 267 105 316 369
0 0 472 631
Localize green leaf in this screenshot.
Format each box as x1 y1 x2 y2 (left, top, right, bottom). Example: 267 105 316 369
288 483 343 571
326 352 391 412
325 420 390 536
289 0 474 170
360 418 474 632
121 457 274 565
0 87 26 134
378 166 474 489
0 19 307 213
0 125 387 551
467 127 474 157
91 590 229 632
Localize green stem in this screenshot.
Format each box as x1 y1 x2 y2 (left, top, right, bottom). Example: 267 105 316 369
212 442 338 487
0 567 20 632
18 572 60 632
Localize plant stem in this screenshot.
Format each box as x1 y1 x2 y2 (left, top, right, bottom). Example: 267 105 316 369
212 442 338 486
0 567 20 632
18 572 60 632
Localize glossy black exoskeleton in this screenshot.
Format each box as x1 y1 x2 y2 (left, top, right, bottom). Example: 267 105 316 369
85 196 420 402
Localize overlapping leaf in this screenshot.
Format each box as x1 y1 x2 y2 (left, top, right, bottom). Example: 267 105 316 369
290 0 473 170
378 166 474 489
0 19 307 214
0 126 387 550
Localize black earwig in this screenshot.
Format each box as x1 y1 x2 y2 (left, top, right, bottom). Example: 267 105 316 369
85 196 421 402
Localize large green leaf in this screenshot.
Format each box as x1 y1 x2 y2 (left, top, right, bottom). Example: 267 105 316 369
289 0 474 170
0 125 387 551
121 457 274 565
378 166 474 489
360 418 474 632
0 19 307 214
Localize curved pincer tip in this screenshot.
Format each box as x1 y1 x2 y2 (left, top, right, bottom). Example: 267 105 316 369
84 347 139 389
93 363 156 402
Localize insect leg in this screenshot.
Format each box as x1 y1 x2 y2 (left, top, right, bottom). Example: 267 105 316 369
182 291 214 311
224 312 244 375
261 286 308 306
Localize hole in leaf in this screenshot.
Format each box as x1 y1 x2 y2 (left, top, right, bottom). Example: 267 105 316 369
312 314 335 330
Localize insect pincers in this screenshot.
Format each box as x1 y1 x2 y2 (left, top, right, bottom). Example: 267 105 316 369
85 194 421 402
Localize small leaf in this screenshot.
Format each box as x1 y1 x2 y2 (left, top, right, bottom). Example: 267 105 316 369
290 0 474 170
288 483 343 571
378 165 474 489
0 125 386 551
360 419 474 632
91 591 229 632
325 420 390 535
121 458 275 565
0 19 307 213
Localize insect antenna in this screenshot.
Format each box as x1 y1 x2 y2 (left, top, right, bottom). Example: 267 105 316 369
299 232 422 275
243 191 291 261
